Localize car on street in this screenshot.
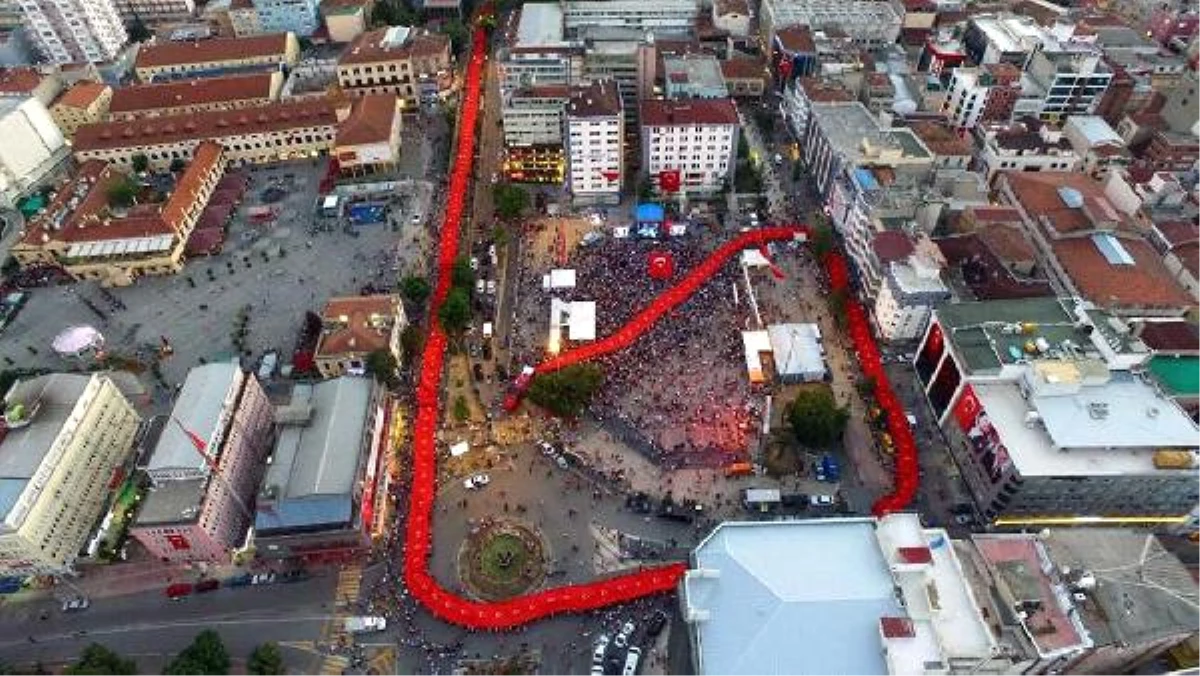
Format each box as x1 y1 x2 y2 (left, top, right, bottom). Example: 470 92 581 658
645 610 668 638
623 646 642 676
486 280 496 295
410 213 422 225
470 256 480 271
614 621 636 648
538 440 556 456
463 473 491 490
555 455 569 470
61 597 90 612
195 579 220 593
251 572 276 585
592 634 610 669
165 583 193 599
475 279 485 294
489 244 497 265
810 494 835 508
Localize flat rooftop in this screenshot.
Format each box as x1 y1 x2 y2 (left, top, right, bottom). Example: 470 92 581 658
255 378 372 534
972 374 1198 477
136 476 206 525
810 102 931 162
0 373 90 521
516 3 565 47
147 361 241 476
684 519 903 674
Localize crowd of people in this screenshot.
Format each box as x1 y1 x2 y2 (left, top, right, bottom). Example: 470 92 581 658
510 230 763 469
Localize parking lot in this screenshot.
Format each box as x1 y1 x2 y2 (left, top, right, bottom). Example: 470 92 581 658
0 123 442 395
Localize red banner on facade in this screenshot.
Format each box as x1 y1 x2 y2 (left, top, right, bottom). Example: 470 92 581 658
659 169 681 193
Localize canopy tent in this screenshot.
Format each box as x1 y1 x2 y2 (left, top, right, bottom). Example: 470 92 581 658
52 325 104 356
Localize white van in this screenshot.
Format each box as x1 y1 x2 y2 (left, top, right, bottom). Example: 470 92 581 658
622 647 642 676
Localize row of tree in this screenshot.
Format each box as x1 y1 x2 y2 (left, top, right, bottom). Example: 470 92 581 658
58 633 283 675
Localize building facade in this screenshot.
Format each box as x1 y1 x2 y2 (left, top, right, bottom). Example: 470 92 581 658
72 99 339 169
12 142 225 287
132 362 274 564
566 79 623 204
337 27 452 106
112 0 195 23
49 82 111 138
0 374 140 576
0 96 68 210
333 94 403 175
314 294 406 378
760 0 901 48
874 255 952 341
941 64 1022 130
252 0 319 36
1025 49 1114 123
561 0 699 37
501 86 568 184
134 32 300 82
641 98 739 195
17 0 128 64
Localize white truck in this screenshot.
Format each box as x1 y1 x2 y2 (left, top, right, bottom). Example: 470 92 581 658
344 616 387 634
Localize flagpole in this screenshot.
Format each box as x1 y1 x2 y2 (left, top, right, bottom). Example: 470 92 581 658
172 417 255 527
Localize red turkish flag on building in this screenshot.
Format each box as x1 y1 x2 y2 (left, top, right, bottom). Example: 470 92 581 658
659 169 681 193
172 417 218 472
953 385 981 432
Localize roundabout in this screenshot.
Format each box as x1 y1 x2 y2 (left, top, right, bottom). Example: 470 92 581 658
457 519 548 601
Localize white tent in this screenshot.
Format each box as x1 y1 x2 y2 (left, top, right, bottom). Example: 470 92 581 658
567 301 596 341
449 441 470 457
542 269 577 290
51 325 104 356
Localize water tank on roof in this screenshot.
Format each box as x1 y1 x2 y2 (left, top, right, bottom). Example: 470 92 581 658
1057 186 1084 208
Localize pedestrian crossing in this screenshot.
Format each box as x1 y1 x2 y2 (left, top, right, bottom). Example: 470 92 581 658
335 565 362 607
318 655 349 675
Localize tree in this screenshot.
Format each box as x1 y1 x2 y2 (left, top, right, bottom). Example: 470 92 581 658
365 348 399 388
492 224 509 247
452 394 470 421
451 256 474 291
786 386 849 448
130 153 149 174
810 224 834 260
370 0 396 26
247 643 284 676
65 644 137 675
106 180 137 209
637 176 654 202
400 324 423 364
126 18 152 42
492 183 529 220
400 275 431 305
437 287 471 334
480 13 498 31
165 630 230 675
169 158 187 173
527 364 604 417
442 19 469 54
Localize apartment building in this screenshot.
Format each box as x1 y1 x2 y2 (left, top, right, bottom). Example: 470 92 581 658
974 119 1082 183
961 14 1046 68
874 251 952 341
662 54 727 100
337 27 453 106
499 4 581 92
501 86 568 183
996 171 1194 317
641 98 738 196
132 362 274 564
72 99 339 169
566 80 623 204
108 72 283 120
252 0 320 36
314 294 406 378
48 82 110 139
941 64 1023 130
134 32 300 82
803 101 933 197
255 378 390 564
0 96 68 210
0 374 140 576
227 0 261 37
111 0 195 23
561 0 699 37
719 58 767 98
334 94 404 175
914 297 1198 526
1025 48 1113 122
12 142 226 287
760 0 901 48
780 76 853 145
17 0 127 64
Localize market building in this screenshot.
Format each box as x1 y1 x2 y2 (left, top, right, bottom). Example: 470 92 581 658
133 33 301 82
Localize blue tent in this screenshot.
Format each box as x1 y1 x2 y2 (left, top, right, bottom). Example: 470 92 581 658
635 203 665 223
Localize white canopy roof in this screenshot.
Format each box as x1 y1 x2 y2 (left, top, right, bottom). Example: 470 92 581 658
51 325 104 356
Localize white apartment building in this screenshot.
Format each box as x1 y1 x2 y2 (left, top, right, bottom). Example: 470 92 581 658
1025 48 1113 122
641 98 739 195
760 0 901 48
17 0 127 64
974 119 1082 183
503 87 568 147
940 64 1023 130
562 0 699 37
112 0 195 23
566 80 623 204
874 255 951 341
0 374 140 576
0 96 67 210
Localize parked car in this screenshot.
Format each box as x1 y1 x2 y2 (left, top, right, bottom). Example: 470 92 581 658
195 579 220 593
486 280 496 295
251 572 276 585
592 634 610 666
475 279 485 295
614 621 636 648
463 473 491 490
165 583 193 599
61 597 90 612
810 494 835 508
470 256 480 271
622 646 642 676
226 574 253 587
410 213 422 225
538 440 556 456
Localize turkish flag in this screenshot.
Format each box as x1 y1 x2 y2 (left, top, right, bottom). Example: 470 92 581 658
166 533 191 551
659 169 681 193
954 385 981 432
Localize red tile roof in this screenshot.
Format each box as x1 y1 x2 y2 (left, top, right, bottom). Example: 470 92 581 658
719 57 766 81
73 100 338 153
0 68 45 94
339 28 450 66
1002 172 1137 237
55 82 109 110
335 94 399 146
641 98 739 127
979 223 1036 263
872 231 915 264
1154 220 1200 249
908 120 973 157
135 34 292 70
1136 320 1200 352
316 294 400 356
936 234 1054 300
1052 235 1194 310
162 141 223 227
109 72 276 115
774 24 816 53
